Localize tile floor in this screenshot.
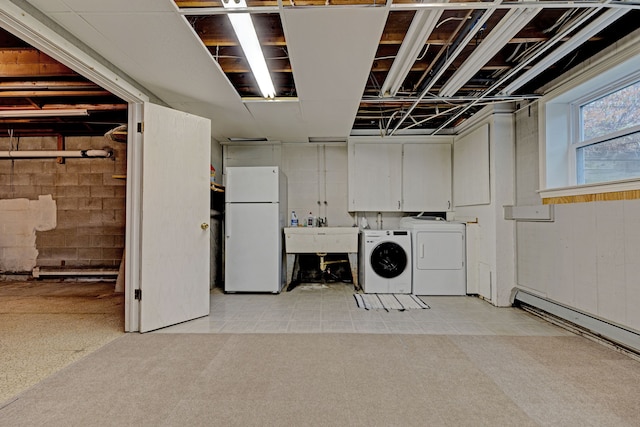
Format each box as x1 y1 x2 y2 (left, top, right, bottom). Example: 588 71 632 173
155 282 573 336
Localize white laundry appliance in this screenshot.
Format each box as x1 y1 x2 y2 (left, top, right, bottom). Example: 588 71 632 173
224 166 287 293
399 217 466 295
359 230 412 294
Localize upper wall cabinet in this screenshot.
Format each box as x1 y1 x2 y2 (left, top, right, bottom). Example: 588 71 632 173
348 141 452 212
349 143 403 211
402 143 451 211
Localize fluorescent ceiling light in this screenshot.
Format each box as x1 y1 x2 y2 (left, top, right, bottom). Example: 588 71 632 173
0 108 88 118
227 137 268 142
500 8 629 95
223 0 276 99
379 3 446 98
439 7 541 97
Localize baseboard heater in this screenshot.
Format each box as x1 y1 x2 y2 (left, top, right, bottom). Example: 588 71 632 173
511 287 640 356
32 267 119 279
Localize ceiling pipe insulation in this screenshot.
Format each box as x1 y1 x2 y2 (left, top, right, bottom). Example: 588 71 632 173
0 149 113 159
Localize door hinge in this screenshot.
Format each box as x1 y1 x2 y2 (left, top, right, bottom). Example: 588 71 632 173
134 289 142 300
137 122 144 133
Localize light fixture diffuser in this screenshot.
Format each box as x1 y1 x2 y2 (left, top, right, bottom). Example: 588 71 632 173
223 0 276 99
439 7 541 97
379 3 446 98
500 8 629 95
0 108 89 118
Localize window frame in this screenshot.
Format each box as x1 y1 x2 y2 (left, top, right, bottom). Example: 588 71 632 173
538 35 640 200
570 76 640 185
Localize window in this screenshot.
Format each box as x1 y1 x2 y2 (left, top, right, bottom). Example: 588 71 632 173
575 80 640 185
540 37 640 198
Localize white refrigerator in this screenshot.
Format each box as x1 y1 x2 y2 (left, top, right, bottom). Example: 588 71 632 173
224 166 288 293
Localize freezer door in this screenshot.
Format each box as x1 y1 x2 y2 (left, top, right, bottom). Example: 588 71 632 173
226 167 280 203
224 203 283 292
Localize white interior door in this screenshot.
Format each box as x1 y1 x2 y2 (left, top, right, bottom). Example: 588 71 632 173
138 102 211 332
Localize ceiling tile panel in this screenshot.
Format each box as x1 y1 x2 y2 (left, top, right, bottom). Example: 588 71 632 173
245 100 309 143
282 7 387 101
282 7 388 137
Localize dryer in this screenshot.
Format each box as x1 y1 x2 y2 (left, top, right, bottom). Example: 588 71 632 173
359 230 412 294
400 217 466 295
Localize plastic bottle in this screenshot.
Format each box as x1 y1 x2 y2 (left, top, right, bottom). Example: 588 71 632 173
307 212 314 227
291 211 298 227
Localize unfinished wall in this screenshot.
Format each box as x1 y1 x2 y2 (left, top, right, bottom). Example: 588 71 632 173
0 195 56 271
0 136 126 273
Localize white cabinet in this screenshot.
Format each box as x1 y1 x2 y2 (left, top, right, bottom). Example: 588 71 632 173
349 143 403 211
283 144 353 227
348 141 452 212
402 143 451 211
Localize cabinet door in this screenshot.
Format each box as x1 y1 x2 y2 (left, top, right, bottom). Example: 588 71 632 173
323 145 353 226
402 143 452 211
349 143 402 211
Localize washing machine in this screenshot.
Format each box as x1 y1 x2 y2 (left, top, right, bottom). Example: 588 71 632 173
359 230 412 294
399 217 466 295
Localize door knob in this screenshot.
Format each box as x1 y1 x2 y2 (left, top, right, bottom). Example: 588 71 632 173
201 223 209 230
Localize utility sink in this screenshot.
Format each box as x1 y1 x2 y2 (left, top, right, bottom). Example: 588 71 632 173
284 227 359 253
284 227 360 290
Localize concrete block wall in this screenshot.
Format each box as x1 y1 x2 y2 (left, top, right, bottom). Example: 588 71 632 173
0 136 126 272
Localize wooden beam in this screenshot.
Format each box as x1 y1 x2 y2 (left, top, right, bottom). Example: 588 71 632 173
200 35 287 47
0 90 112 97
57 134 65 164
217 58 292 73
0 81 101 90
0 48 75 77
41 104 128 111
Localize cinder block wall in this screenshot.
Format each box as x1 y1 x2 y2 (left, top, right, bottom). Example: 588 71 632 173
0 135 126 272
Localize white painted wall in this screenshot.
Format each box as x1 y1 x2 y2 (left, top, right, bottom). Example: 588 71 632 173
222 143 355 227
515 103 640 331
224 141 451 230
0 195 56 272
453 105 516 306
225 121 519 306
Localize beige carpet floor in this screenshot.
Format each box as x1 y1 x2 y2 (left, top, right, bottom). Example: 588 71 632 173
2 332 640 426
0 280 124 402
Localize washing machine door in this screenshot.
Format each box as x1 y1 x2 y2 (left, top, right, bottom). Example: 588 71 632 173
370 242 408 279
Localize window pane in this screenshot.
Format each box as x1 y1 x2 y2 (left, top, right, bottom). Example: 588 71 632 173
581 81 640 141
577 131 640 184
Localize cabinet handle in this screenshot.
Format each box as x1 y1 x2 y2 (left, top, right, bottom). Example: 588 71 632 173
398 200 401 210
448 200 451 210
